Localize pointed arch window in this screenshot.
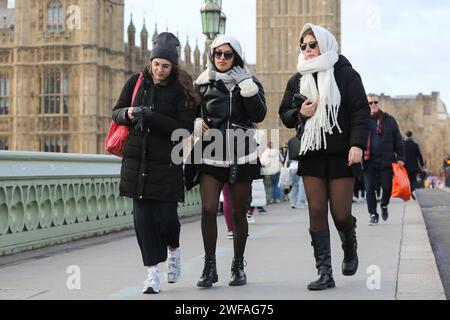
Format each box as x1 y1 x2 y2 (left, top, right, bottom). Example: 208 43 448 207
0 137 8 150
47 0 64 32
41 70 69 114
0 75 10 115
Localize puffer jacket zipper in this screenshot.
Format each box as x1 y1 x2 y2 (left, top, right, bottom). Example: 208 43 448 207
137 88 149 199
227 91 233 165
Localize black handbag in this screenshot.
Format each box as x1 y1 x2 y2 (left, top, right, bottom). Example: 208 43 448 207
184 90 208 191
288 116 306 161
184 138 203 191
288 136 301 161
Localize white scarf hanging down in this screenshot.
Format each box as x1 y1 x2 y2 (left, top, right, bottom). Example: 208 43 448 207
297 24 342 155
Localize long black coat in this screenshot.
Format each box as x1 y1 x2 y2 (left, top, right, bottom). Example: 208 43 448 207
112 68 196 202
404 138 424 174
365 112 406 170
279 55 370 155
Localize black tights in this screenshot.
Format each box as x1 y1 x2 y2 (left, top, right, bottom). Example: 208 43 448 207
303 176 355 232
200 174 251 259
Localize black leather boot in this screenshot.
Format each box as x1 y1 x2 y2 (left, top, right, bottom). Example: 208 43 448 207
197 256 218 288
229 257 247 286
307 229 336 291
338 217 359 276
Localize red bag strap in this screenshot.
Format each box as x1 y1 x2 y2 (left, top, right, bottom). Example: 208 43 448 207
131 73 143 108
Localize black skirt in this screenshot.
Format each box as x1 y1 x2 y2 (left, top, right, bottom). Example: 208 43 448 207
299 153 356 179
199 163 261 184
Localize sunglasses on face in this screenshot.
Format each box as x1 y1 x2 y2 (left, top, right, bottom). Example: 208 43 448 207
213 50 234 60
300 41 318 51
369 101 379 106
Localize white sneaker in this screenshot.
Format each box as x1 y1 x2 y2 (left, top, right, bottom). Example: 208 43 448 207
143 268 160 294
167 249 181 284
247 214 256 224
227 231 234 239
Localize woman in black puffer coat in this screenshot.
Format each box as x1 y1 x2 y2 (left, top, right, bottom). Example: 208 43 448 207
112 33 198 295
279 24 370 291
193 35 267 288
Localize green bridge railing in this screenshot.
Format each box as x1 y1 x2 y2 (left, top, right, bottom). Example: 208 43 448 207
0 151 201 256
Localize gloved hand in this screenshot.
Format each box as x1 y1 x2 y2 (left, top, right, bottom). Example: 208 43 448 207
230 66 252 84
132 109 145 132
131 107 154 132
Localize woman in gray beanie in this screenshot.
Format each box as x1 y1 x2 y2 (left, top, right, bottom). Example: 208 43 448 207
193 35 267 288
112 32 198 294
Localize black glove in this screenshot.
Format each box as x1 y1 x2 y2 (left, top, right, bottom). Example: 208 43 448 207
293 93 307 108
131 107 155 132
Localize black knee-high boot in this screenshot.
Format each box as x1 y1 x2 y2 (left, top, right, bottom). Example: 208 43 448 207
197 256 218 288
307 229 335 291
338 217 358 276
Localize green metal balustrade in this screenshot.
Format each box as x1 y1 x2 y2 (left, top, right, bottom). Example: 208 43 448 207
0 151 201 256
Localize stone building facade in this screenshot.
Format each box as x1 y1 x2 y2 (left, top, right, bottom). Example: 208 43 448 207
0 0 206 154
379 92 450 176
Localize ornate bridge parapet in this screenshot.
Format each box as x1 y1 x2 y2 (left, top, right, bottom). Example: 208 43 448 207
0 151 201 256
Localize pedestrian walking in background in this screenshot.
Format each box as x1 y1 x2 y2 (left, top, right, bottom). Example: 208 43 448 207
279 23 370 290
404 130 425 199
112 33 198 294
249 178 269 215
193 35 267 288
289 160 308 209
221 183 234 239
363 93 405 225
260 141 283 203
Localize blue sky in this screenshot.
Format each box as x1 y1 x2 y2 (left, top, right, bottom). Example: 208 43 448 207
123 0 450 113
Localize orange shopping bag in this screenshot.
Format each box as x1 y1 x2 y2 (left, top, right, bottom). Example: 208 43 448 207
391 163 411 201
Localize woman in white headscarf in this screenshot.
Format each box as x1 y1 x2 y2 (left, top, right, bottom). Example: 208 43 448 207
193 35 267 288
279 24 370 290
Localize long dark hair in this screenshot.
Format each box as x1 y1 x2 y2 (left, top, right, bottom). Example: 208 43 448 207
173 65 201 107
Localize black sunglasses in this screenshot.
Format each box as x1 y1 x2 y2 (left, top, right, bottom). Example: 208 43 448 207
300 41 318 51
369 101 379 106
213 50 234 60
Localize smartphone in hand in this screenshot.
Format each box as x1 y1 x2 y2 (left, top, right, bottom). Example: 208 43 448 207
293 93 307 108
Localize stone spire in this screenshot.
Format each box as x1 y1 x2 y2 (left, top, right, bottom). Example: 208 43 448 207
140 18 148 52
184 35 192 65
152 23 158 48
127 14 136 49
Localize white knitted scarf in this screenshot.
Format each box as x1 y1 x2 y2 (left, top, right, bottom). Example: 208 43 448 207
297 24 342 155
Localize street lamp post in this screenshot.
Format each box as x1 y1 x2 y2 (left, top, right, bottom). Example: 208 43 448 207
200 0 222 44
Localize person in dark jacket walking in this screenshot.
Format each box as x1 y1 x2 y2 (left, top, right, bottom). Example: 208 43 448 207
279 24 370 291
364 93 405 225
404 130 424 197
112 32 198 294
193 35 267 288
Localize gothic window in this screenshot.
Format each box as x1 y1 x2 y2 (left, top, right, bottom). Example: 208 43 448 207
41 135 68 153
0 75 10 115
285 0 289 14
47 0 64 32
41 71 69 114
0 137 8 150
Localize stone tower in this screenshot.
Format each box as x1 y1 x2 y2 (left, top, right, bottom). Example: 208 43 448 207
8 0 126 153
256 0 341 145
